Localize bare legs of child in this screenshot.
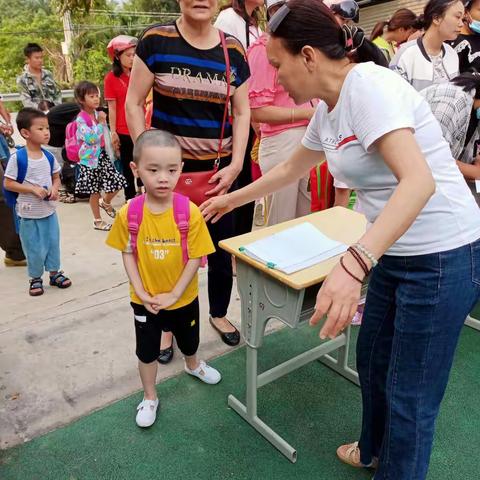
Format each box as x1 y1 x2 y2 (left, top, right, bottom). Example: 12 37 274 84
90 190 120 231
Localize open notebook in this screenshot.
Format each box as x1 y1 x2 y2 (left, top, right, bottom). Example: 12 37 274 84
240 222 347 275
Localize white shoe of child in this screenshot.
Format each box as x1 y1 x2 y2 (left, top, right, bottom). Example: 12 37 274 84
135 398 159 428
184 360 221 385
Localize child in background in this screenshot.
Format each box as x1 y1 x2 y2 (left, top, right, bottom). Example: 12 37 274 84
106 129 221 428
73 81 127 231
3 108 71 295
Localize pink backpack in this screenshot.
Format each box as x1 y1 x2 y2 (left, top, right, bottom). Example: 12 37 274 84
65 111 93 163
127 193 207 267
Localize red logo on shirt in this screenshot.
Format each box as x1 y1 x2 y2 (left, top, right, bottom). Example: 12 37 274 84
336 135 358 150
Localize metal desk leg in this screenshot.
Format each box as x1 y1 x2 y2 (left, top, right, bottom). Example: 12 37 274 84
318 325 360 386
228 343 298 463
465 315 480 331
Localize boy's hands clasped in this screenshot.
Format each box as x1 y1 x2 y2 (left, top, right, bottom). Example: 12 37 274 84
137 290 179 314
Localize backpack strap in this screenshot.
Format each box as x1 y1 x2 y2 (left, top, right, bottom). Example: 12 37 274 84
41 148 55 174
77 110 94 127
127 194 146 260
173 192 191 265
15 147 29 184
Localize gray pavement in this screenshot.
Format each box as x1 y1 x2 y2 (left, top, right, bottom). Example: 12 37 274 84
0 195 260 449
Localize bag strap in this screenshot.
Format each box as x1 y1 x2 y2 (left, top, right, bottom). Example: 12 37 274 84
15 147 28 184
217 30 231 172
77 110 94 127
173 192 191 265
127 194 146 260
41 148 55 174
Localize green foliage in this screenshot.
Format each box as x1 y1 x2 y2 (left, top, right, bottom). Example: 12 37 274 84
0 1 63 92
0 0 179 97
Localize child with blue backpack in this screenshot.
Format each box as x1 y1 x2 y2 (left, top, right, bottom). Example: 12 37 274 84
3 108 71 296
106 129 221 428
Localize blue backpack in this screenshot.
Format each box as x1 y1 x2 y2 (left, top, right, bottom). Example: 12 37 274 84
3 146 55 208
3 147 55 232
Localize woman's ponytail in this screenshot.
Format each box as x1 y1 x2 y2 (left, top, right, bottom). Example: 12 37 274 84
343 25 390 68
370 20 389 41
270 0 389 68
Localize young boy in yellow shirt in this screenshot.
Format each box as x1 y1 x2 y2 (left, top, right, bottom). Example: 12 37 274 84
106 129 220 428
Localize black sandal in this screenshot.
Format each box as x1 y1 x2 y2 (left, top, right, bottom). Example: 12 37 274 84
49 271 72 289
29 278 44 297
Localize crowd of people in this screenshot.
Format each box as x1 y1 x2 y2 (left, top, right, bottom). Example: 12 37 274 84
2 0 480 479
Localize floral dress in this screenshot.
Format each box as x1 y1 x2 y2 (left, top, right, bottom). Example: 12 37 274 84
74 111 127 195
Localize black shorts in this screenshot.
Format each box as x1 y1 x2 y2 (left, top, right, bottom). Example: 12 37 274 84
131 298 200 363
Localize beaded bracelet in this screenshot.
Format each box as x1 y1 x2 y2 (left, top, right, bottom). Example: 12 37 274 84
340 257 363 284
353 243 378 268
347 246 370 277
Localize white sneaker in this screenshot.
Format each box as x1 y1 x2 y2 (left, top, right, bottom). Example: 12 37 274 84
135 398 159 428
184 360 222 385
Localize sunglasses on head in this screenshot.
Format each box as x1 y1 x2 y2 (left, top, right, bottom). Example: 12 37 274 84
269 1 360 33
268 3 291 33
331 1 360 23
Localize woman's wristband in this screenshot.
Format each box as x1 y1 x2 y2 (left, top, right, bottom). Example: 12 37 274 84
353 243 379 268
347 246 370 277
340 256 363 284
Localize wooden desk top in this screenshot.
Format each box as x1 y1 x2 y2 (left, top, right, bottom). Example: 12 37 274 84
219 207 367 290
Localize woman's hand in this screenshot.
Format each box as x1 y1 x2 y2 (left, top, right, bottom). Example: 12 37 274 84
200 193 236 223
310 255 364 340
206 164 241 197
111 131 121 156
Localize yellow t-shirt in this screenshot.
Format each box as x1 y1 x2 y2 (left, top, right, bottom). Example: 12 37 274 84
373 36 396 64
106 200 215 309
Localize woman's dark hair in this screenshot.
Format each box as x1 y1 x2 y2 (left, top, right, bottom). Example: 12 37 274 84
420 0 464 30
112 57 123 77
221 0 261 26
74 81 100 103
452 72 480 98
270 0 389 68
370 9 419 41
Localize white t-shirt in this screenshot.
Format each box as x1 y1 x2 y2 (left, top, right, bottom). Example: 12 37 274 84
5 151 60 219
214 8 262 51
302 62 480 256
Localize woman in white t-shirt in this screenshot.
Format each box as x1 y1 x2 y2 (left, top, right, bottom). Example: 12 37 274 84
201 1 480 478
390 0 464 91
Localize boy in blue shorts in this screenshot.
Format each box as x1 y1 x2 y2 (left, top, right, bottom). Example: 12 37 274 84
106 129 221 428
3 108 71 295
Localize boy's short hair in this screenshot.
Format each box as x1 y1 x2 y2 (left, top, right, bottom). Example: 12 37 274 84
74 81 99 103
16 108 47 131
133 130 182 164
24 43 43 58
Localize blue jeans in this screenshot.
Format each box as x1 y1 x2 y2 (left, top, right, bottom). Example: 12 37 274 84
19 213 61 278
357 239 480 480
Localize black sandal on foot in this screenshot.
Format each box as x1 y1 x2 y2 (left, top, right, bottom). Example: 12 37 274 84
209 316 240 346
29 278 44 296
49 271 72 289
157 345 174 364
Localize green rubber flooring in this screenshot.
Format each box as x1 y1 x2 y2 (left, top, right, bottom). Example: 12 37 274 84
1 323 479 480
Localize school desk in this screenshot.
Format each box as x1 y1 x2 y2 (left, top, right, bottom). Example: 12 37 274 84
219 207 367 463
